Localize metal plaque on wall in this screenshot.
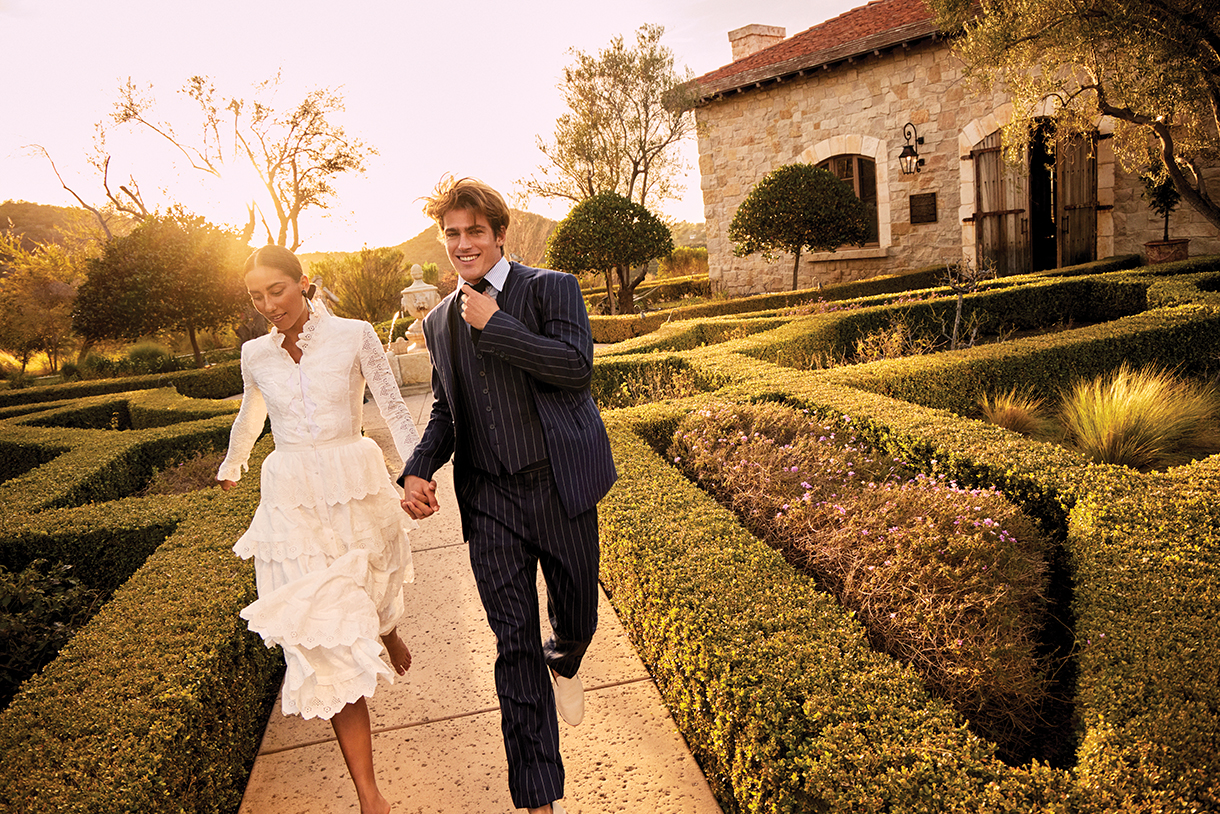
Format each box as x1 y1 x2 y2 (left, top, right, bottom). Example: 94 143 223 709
910 192 937 224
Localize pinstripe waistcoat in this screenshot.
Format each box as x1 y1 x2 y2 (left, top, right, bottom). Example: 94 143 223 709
399 262 617 537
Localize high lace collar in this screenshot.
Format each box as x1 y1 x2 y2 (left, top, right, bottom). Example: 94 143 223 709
269 301 328 354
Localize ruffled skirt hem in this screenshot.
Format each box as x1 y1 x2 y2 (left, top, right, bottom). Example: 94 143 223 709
240 545 406 720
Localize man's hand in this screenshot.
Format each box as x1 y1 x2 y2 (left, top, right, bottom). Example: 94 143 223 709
219 479 236 491
401 475 440 519
460 283 499 331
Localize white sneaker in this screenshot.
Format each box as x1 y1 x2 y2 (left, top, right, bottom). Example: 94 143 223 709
550 670 584 726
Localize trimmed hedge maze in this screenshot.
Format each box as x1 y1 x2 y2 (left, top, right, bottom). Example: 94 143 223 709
0 375 284 813
4 255 1219 812
593 255 1220 813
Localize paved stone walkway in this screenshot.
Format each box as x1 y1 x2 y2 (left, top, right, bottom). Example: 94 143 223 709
236 383 723 813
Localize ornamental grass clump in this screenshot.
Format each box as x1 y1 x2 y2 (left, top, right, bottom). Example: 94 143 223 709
854 316 939 362
668 401 1055 759
980 387 1058 439
1060 363 1220 469
598 366 707 410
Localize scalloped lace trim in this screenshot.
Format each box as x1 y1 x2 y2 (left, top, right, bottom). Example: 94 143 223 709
268 301 327 355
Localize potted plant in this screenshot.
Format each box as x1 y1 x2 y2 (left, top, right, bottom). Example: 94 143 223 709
1141 160 1190 263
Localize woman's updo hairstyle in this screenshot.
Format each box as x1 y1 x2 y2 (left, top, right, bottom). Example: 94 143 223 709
244 244 304 281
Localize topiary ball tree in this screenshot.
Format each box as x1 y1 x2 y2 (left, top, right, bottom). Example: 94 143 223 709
729 162 870 291
544 191 673 315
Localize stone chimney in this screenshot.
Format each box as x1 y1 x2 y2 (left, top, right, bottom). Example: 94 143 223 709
729 24 786 62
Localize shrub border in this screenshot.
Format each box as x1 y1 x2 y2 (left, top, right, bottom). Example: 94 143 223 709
593 256 1220 812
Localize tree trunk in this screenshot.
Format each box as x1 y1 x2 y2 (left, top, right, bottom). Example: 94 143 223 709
76 338 95 365
1150 120 1220 231
791 248 802 291
188 325 204 368
952 293 964 350
603 267 617 315
617 265 647 315
1163 211 1170 243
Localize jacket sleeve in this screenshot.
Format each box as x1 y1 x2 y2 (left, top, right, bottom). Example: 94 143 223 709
398 308 456 484
476 270 593 390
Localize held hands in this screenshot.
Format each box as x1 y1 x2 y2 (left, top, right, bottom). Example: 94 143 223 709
401 475 439 519
460 282 499 331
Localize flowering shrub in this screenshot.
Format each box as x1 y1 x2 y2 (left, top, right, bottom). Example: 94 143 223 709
668 400 1055 757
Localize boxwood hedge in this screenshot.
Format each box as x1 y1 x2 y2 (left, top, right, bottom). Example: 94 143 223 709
0 384 280 814
593 256 1220 813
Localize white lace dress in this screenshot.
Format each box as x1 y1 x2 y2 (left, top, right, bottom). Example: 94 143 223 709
218 305 419 720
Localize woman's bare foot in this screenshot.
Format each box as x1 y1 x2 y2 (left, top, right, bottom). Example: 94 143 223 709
381 629 412 675
360 791 391 814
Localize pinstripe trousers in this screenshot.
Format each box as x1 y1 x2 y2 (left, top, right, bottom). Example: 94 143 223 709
459 462 600 809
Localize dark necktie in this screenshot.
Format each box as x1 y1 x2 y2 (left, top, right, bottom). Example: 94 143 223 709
467 277 492 344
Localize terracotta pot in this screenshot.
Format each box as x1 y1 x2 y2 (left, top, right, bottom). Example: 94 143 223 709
1144 239 1190 264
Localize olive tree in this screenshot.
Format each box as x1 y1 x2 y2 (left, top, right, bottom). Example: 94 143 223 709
522 25 697 210
729 163 870 291
309 246 408 325
73 208 247 366
929 0 1220 231
544 192 673 315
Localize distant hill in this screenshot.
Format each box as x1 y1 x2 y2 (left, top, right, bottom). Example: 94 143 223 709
389 225 450 268
668 220 707 249
300 209 562 275
0 200 108 250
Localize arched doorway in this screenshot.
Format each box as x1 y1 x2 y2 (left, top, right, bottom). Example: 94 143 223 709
967 122 1097 274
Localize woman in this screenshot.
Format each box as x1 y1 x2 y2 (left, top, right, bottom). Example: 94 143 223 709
218 245 417 814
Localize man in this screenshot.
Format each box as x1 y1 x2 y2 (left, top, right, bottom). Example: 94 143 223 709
399 177 616 814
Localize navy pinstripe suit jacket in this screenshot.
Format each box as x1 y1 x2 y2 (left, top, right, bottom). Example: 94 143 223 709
398 262 617 534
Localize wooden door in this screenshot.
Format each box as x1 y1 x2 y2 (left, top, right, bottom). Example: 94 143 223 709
1056 132 1098 267
972 131 1030 276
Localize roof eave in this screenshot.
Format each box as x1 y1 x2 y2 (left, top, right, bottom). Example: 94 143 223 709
695 20 942 104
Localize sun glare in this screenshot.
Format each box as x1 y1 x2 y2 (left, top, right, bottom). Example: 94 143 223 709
202 164 267 232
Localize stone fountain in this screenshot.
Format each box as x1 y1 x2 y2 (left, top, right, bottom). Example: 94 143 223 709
386 264 440 385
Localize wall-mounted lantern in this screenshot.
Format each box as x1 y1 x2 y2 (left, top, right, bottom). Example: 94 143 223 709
899 122 925 175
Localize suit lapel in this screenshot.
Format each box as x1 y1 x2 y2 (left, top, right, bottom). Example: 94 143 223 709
499 262 526 322
431 290 462 404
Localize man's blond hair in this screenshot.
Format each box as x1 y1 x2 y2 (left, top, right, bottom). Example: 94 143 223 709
423 176 511 239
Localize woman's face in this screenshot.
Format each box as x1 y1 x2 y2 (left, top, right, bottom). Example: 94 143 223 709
246 265 310 334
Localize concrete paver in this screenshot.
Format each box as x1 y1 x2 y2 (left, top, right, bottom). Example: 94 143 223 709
236 383 723 813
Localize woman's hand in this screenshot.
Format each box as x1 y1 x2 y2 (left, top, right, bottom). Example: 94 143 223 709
219 479 237 491
400 475 439 519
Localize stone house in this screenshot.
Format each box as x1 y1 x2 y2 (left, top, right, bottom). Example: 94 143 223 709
693 0 1220 295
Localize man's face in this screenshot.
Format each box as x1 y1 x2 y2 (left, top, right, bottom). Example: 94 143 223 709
442 207 504 283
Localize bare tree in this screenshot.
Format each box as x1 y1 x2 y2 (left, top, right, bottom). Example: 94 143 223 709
22 144 142 241
110 72 375 250
943 258 996 350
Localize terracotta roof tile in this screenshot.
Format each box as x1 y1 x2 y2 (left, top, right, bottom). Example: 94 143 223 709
696 0 939 99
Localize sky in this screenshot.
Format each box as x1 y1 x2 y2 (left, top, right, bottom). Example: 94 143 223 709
1 0 860 252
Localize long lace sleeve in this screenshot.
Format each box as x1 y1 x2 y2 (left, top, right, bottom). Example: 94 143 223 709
359 322 420 464
217 352 269 483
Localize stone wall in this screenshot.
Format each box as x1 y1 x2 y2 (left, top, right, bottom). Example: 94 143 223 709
696 38 1219 296
1112 161 1220 259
